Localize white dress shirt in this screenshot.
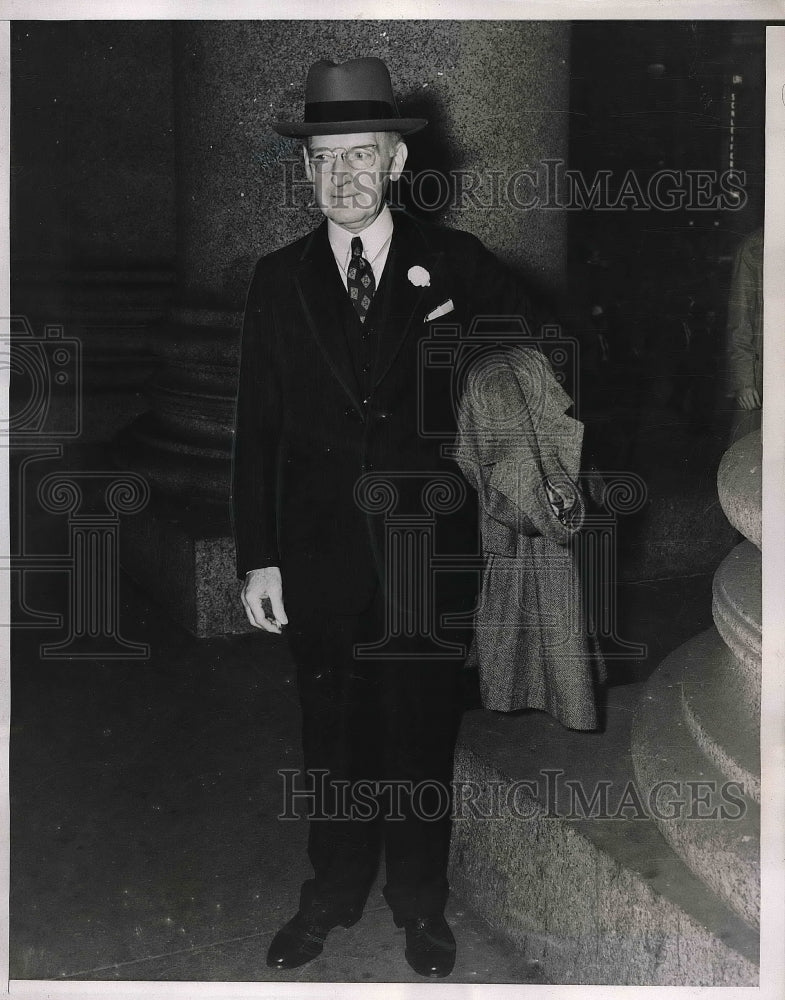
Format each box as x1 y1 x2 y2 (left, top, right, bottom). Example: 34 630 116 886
327 204 394 292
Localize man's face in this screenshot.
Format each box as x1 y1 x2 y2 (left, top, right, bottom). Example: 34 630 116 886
303 131 407 233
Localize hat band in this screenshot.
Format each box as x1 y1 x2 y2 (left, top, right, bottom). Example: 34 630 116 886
304 99 397 123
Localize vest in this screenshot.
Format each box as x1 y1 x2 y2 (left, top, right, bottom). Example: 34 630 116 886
338 255 394 405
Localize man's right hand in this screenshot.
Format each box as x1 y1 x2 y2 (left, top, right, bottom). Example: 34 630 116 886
241 566 289 633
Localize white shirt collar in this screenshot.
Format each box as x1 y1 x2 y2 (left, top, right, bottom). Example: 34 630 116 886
327 204 394 271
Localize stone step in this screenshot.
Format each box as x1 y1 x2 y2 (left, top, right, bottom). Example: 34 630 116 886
449 683 758 986
631 631 760 929
679 629 760 803
711 542 761 715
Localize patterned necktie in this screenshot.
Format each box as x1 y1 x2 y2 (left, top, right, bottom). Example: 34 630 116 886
347 236 376 324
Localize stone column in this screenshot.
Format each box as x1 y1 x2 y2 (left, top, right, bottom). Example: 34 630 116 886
631 430 761 930
10 22 176 443
115 20 571 637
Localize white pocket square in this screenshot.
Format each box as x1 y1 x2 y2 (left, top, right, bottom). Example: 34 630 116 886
424 299 455 322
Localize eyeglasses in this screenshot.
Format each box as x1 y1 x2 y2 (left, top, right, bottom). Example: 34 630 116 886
308 144 379 171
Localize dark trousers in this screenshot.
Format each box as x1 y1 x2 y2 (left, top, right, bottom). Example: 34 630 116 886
286 583 468 926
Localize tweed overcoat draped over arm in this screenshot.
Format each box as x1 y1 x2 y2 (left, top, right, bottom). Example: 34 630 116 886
454 346 605 731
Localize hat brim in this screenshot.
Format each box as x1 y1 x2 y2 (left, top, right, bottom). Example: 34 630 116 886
272 117 428 138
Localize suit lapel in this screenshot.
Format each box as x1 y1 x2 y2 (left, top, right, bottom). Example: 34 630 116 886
371 211 444 391
294 220 364 412
293 212 445 407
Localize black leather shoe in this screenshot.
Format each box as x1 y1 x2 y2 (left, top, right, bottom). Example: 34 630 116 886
403 914 456 978
266 909 361 970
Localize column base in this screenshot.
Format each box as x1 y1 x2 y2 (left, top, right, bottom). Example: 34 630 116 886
449 684 758 985
119 493 251 638
631 629 760 930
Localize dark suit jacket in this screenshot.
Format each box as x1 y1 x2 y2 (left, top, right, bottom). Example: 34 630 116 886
231 209 537 617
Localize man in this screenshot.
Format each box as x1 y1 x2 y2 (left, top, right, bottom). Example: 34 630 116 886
725 227 763 444
231 56 537 978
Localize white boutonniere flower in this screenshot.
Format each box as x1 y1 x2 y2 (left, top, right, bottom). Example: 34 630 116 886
408 265 431 287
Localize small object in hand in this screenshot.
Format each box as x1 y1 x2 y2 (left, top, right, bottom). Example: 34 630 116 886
261 597 285 630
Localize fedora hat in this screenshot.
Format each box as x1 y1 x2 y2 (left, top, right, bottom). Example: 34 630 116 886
272 57 427 138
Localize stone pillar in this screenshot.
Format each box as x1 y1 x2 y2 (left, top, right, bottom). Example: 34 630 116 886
10 22 176 443
115 20 570 637
631 430 761 929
